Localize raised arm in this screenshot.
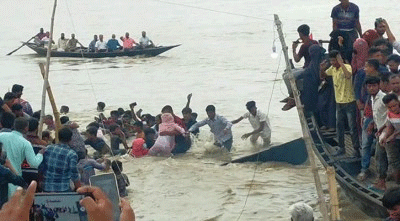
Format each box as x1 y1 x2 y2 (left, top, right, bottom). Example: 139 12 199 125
292 41 301 63
337 54 352 79
185 93 192 109
383 19 396 43
188 119 208 132
129 103 140 122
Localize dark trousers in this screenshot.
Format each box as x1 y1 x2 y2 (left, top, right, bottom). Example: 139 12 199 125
336 102 360 151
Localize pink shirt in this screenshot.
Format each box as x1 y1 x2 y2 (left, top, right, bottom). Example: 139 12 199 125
122 37 136 49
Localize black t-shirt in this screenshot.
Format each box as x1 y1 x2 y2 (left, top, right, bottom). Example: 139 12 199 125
84 138 106 152
110 136 123 150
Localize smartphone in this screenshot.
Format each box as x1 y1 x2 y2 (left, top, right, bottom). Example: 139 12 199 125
31 192 88 221
90 173 121 221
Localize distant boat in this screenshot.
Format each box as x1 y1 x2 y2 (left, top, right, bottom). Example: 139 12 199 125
25 42 180 58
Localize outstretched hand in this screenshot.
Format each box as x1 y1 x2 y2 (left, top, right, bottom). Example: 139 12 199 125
0 181 37 221
187 93 192 101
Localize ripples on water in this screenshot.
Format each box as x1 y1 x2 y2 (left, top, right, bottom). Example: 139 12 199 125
1 0 396 219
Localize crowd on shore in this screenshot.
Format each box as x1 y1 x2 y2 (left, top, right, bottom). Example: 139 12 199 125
34 28 155 52
281 0 400 220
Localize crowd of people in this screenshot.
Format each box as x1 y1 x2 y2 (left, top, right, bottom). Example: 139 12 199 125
0 82 272 219
280 0 400 219
34 28 155 52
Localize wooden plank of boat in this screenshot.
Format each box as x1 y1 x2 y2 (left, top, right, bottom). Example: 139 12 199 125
223 138 308 166
25 42 180 58
306 115 389 218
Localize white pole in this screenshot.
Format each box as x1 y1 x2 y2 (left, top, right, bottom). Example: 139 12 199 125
38 0 57 139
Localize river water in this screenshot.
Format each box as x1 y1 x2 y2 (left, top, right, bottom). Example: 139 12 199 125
1 0 397 220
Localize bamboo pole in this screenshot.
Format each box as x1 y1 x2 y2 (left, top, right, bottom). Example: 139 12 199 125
327 166 341 220
273 14 330 220
38 0 57 139
39 63 61 143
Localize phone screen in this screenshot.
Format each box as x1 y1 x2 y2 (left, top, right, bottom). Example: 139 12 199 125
31 193 88 221
90 173 121 221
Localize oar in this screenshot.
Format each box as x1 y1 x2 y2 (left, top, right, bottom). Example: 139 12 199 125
6 36 35 56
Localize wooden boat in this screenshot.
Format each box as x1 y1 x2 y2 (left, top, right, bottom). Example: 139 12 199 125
225 138 308 165
306 115 389 218
25 42 180 58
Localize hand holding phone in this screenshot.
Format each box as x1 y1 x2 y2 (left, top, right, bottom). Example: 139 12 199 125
77 186 113 221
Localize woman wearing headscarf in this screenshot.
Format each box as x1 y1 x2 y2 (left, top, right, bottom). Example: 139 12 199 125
298 45 326 115
351 38 369 75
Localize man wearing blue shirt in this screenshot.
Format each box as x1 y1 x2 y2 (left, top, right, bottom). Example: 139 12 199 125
331 0 362 44
189 105 233 151
106 34 121 52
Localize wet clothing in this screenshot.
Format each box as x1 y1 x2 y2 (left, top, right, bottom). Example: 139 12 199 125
41 143 79 192
130 138 148 157
110 136 127 155
64 121 86 160
115 173 129 197
149 113 185 156
242 110 271 141
77 159 106 185
189 114 233 145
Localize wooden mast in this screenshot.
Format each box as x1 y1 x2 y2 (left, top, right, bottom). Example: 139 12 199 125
38 0 58 140
273 14 330 220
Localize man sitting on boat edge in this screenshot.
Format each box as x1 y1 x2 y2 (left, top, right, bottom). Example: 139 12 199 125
139 31 154 48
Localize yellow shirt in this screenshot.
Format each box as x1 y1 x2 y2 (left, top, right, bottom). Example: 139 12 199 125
326 64 355 104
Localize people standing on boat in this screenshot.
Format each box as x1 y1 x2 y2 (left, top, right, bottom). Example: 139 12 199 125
331 0 362 44
282 24 318 111
95 34 108 53
189 105 233 151
374 18 386 39
57 33 69 51
139 31 154 48
0 118 44 197
65 33 83 52
328 30 353 63
358 77 386 181
88 35 98 52
320 50 360 157
382 187 400 221
351 38 369 75
379 94 400 185
298 44 325 115
362 29 380 48
231 101 271 147
11 84 33 116
120 32 138 50
40 127 81 192
107 34 122 52
387 54 400 74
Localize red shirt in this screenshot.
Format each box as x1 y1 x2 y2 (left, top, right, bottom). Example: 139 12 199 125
173 116 186 130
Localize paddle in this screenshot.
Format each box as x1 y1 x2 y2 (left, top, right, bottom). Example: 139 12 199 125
6 36 35 56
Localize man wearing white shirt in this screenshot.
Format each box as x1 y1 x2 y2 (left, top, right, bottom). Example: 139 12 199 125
232 101 271 147
95 34 108 52
358 77 387 181
139 31 154 48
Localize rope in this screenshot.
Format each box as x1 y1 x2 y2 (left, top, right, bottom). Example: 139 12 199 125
63 0 128 182
235 23 284 220
151 0 273 22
